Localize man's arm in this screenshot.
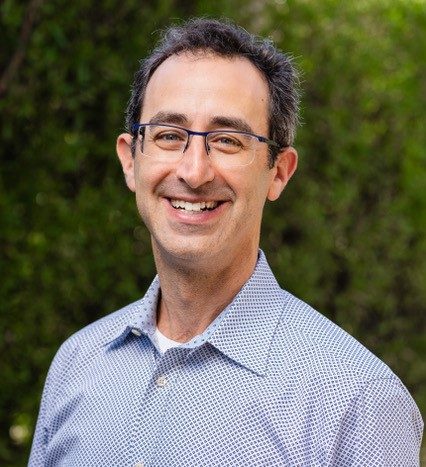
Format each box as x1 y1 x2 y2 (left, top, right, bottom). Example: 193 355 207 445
29 371 51 466
330 377 423 466
28 338 78 466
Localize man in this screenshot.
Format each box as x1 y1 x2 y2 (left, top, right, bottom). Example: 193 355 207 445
30 18 422 466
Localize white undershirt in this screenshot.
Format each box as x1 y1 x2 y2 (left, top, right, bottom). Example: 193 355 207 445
152 327 183 354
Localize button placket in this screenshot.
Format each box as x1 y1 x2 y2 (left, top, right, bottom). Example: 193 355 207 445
131 348 188 466
152 348 188 389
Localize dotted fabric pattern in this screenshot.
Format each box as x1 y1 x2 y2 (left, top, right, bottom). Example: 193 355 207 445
29 251 423 466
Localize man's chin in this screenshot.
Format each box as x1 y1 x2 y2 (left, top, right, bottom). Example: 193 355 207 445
152 238 223 268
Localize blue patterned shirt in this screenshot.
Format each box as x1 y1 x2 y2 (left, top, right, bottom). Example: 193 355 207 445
29 251 423 466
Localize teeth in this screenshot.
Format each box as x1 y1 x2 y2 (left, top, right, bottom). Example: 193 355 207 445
170 199 218 212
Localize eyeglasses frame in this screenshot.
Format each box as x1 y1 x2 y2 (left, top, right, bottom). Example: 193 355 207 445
131 123 281 162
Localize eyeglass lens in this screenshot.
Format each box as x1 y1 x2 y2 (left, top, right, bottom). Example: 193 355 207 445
139 125 257 167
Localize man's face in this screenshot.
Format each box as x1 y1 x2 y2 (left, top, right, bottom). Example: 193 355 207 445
117 53 297 268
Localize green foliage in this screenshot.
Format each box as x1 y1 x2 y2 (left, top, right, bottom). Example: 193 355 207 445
1 0 425 464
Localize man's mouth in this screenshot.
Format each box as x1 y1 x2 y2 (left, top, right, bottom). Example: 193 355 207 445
169 199 220 212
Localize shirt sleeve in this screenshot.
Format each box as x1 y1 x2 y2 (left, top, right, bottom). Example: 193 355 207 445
28 370 51 466
330 376 424 466
28 338 78 466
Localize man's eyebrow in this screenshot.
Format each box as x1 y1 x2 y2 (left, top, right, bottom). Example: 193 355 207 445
211 116 254 134
148 113 255 134
149 112 188 125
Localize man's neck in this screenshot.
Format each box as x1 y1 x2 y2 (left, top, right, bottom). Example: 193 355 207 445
153 246 259 342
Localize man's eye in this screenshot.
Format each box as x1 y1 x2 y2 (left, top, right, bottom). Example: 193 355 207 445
155 132 184 142
211 134 243 147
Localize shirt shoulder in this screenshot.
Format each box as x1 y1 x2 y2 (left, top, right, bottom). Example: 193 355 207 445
67 298 142 346
273 289 398 384
268 290 423 463
46 298 144 392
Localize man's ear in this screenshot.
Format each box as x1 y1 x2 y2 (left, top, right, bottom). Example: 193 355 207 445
116 133 136 192
267 147 298 201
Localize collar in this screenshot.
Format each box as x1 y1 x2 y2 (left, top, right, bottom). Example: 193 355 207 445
106 251 286 376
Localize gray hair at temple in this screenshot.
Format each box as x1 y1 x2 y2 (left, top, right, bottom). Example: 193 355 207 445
125 18 300 166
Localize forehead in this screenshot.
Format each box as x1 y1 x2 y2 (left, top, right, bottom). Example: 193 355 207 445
141 52 270 132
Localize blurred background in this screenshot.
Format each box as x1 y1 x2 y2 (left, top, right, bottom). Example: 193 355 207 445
1 0 425 464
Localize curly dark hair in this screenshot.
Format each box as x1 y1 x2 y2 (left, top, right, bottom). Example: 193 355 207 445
125 18 300 166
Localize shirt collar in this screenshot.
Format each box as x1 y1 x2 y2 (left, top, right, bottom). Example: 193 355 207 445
105 276 160 346
106 251 285 376
207 250 285 376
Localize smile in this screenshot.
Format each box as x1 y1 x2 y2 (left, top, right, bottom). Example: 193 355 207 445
169 199 219 212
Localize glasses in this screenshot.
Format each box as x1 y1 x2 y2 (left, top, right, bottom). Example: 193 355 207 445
131 123 280 168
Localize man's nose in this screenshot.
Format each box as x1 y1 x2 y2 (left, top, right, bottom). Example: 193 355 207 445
174 136 215 189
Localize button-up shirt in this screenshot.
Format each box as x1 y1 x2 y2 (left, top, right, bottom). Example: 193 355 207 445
29 251 423 466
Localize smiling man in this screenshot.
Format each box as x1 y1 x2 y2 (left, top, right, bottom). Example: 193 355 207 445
30 19 423 466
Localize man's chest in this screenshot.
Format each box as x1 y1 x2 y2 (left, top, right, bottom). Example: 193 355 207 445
44 345 342 466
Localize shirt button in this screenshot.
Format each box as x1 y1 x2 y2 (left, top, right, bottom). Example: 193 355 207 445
134 462 144 467
131 328 142 336
155 375 168 387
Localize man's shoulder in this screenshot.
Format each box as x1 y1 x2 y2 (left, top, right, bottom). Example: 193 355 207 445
50 298 144 373
261 290 423 465
71 298 142 344
273 288 396 383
